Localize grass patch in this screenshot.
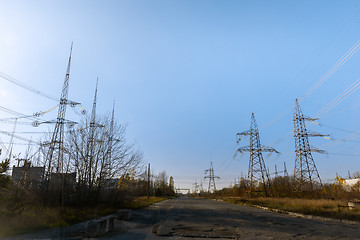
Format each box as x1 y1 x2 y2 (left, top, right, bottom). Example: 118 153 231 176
122 196 171 209
221 197 360 221
0 196 170 238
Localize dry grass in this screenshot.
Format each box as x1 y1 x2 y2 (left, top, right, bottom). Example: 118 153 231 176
0 206 65 237
0 196 169 238
126 196 170 209
222 197 360 221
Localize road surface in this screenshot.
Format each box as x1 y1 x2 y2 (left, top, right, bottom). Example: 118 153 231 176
100 197 360 239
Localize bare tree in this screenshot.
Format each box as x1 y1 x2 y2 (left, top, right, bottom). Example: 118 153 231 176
41 113 143 204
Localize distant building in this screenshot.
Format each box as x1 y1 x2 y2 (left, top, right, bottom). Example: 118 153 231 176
102 178 120 189
12 162 45 190
344 178 360 191
49 172 76 189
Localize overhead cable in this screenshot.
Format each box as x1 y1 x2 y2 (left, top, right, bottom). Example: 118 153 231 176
0 71 58 101
315 77 360 118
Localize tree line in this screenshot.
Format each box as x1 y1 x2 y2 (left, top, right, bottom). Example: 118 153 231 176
0 112 175 211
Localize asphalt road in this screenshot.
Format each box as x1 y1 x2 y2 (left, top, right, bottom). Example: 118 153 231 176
101 197 360 240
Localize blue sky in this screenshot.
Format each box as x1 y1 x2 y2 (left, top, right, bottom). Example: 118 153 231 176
1 1 360 190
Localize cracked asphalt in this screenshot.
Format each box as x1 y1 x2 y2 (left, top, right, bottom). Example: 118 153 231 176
99 197 360 239
8 197 360 239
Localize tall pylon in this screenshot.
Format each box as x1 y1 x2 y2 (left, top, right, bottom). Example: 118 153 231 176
105 100 115 174
193 180 200 194
46 43 74 176
293 99 327 192
87 78 98 188
204 161 220 193
109 100 115 160
236 113 279 196
283 162 288 177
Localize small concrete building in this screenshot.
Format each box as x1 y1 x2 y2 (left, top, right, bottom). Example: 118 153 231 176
49 172 76 189
12 162 45 189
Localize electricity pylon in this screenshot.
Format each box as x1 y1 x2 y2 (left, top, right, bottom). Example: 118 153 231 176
204 161 220 193
193 180 200 194
293 99 327 192
46 43 76 176
87 78 99 188
283 162 288 177
236 113 279 196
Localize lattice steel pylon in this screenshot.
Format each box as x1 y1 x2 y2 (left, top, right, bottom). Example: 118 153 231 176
86 78 99 188
293 99 327 192
236 113 279 196
46 43 74 177
204 161 220 193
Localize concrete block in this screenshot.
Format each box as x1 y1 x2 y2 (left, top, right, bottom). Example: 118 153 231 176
348 200 360 209
85 215 116 237
117 209 132 220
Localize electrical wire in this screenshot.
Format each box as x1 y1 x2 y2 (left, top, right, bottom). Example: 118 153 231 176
0 105 38 120
315 77 360 118
0 130 39 144
0 71 59 101
325 103 360 118
0 71 85 111
260 39 360 131
301 39 360 101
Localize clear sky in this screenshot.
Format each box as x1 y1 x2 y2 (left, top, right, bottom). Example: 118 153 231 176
1 0 360 190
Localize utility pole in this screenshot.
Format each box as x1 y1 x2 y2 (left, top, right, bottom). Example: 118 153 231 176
236 113 279 196
293 99 327 192
204 161 220 193
274 164 278 178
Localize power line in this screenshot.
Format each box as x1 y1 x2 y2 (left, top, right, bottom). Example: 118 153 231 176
315 77 360 118
0 71 82 108
261 38 360 131
0 105 39 120
0 129 39 144
301 39 360 101
0 71 59 101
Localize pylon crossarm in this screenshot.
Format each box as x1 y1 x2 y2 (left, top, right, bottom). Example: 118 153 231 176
303 116 318 121
33 119 77 127
260 146 279 153
237 131 251 143
310 146 326 154
238 130 251 136
307 131 330 137
67 100 80 107
237 130 251 136
236 146 251 153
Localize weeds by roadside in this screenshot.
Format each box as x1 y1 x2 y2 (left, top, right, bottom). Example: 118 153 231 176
0 196 169 238
221 197 360 221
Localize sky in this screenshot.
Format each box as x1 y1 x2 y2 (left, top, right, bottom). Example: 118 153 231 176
1 0 360 190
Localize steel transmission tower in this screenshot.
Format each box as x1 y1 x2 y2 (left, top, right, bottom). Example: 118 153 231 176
283 162 288 177
204 161 220 193
236 113 279 196
87 79 99 188
46 43 76 176
193 180 200 194
293 99 327 191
